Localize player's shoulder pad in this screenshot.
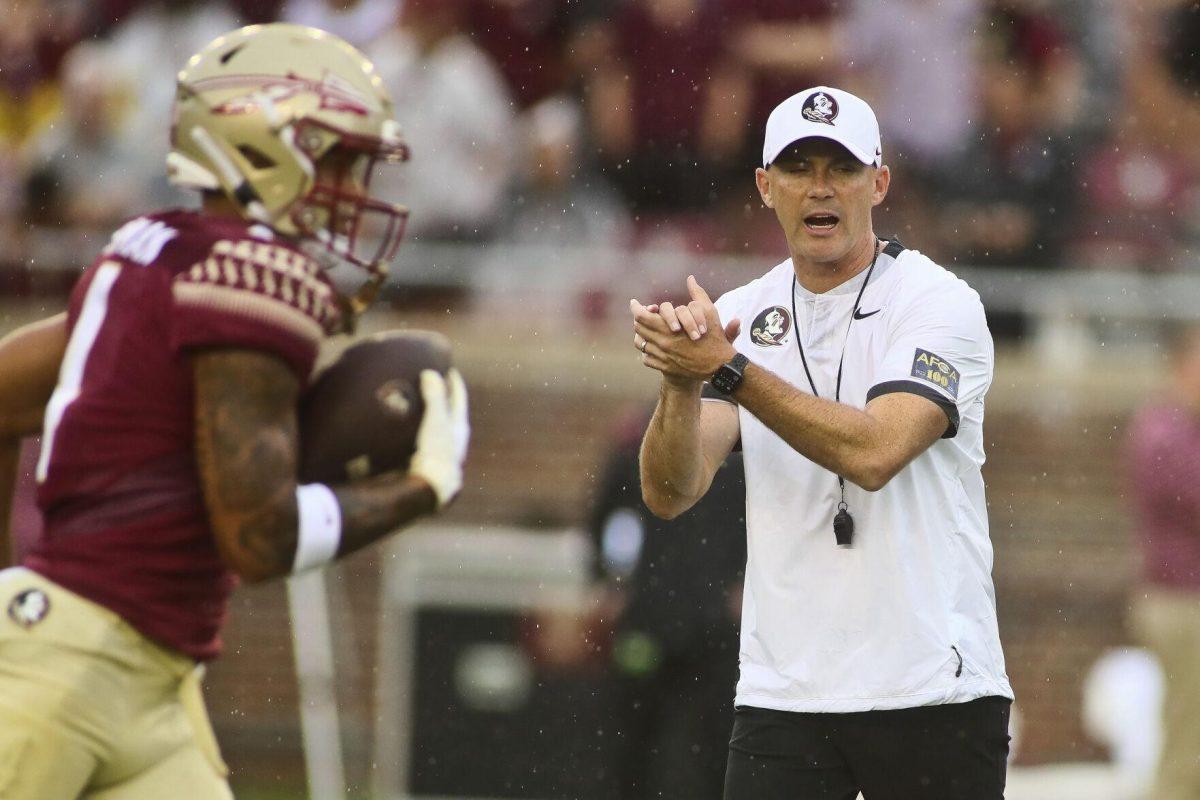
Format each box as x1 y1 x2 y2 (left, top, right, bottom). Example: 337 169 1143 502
169 213 344 337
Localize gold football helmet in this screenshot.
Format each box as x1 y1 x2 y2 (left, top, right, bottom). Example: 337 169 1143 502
168 23 409 312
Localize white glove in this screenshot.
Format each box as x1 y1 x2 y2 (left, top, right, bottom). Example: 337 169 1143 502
409 368 470 508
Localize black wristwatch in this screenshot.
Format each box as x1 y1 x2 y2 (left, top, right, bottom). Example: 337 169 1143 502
711 353 750 395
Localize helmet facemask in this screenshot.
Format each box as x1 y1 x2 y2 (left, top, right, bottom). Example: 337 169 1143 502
287 117 410 315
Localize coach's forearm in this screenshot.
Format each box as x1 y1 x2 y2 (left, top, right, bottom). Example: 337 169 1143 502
733 364 892 491
640 380 708 517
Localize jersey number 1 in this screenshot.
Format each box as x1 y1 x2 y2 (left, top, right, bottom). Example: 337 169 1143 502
36 262 123 483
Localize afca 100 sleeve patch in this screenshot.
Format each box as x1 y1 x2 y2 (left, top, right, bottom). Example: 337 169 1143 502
911 348 960 398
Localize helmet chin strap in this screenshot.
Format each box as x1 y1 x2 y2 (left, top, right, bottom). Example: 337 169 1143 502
325 269 384 335
299 232 389 333
348 263 387 317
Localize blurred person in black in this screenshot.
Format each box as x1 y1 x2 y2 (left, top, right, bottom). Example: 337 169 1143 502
935 1 1085 274
932 2 1086 339
589 407 746 800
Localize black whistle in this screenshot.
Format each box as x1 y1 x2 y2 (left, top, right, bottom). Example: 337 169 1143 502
833 506 854 547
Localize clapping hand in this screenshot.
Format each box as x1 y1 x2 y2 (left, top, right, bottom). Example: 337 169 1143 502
630 275 741 387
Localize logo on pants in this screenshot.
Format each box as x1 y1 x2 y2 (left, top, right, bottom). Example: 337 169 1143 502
7 588 50 628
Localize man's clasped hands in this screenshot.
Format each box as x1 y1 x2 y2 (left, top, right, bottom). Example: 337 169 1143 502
630 275 743 387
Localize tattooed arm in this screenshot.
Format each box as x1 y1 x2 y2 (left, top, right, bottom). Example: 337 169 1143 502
193 348 438 583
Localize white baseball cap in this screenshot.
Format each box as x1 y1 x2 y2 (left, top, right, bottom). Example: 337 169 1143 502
762 86 882 168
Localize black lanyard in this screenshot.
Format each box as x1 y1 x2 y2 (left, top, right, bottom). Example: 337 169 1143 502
789 242 881 546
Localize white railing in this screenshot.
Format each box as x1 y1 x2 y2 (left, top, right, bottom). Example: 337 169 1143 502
17 229 1200 328
361 241 1200 324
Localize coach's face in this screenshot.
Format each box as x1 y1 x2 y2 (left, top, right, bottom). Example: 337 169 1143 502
755 138 889 271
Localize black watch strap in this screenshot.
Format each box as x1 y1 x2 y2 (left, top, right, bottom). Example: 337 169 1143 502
710 353 750 395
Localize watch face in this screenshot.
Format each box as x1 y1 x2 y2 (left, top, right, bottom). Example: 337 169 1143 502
713 365 737 394
712 354 747 395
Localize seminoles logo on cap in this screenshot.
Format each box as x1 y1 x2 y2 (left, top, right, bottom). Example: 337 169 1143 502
7 588 50 628
802 91 838 126
750 306 792 347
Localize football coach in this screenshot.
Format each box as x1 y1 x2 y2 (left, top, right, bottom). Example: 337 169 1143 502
630 86 1013 799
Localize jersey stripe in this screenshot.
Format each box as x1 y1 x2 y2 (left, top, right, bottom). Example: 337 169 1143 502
37 262 123 482
172 281 326 346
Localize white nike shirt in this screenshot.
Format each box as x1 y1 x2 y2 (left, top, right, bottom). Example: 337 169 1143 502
708 242 1013 713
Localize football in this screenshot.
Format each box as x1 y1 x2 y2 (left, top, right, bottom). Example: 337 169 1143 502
298 330 453 484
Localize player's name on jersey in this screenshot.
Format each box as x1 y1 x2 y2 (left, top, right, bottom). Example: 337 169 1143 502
103 217 179 265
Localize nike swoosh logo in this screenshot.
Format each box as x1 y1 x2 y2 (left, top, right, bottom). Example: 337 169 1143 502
853 308 881 320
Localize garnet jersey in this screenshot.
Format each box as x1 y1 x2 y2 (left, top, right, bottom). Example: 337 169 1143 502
25 209 342 661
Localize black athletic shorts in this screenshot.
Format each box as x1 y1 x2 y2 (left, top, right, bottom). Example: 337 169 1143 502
724 696 1011 800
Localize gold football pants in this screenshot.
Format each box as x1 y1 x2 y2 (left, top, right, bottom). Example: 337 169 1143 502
0 567 232 799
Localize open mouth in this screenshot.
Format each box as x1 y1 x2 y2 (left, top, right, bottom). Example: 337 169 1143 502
804 213 840 232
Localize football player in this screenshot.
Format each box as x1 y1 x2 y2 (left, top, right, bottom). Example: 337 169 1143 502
0 24 469 799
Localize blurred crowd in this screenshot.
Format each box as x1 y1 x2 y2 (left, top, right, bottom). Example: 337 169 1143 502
0 0 1198 282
